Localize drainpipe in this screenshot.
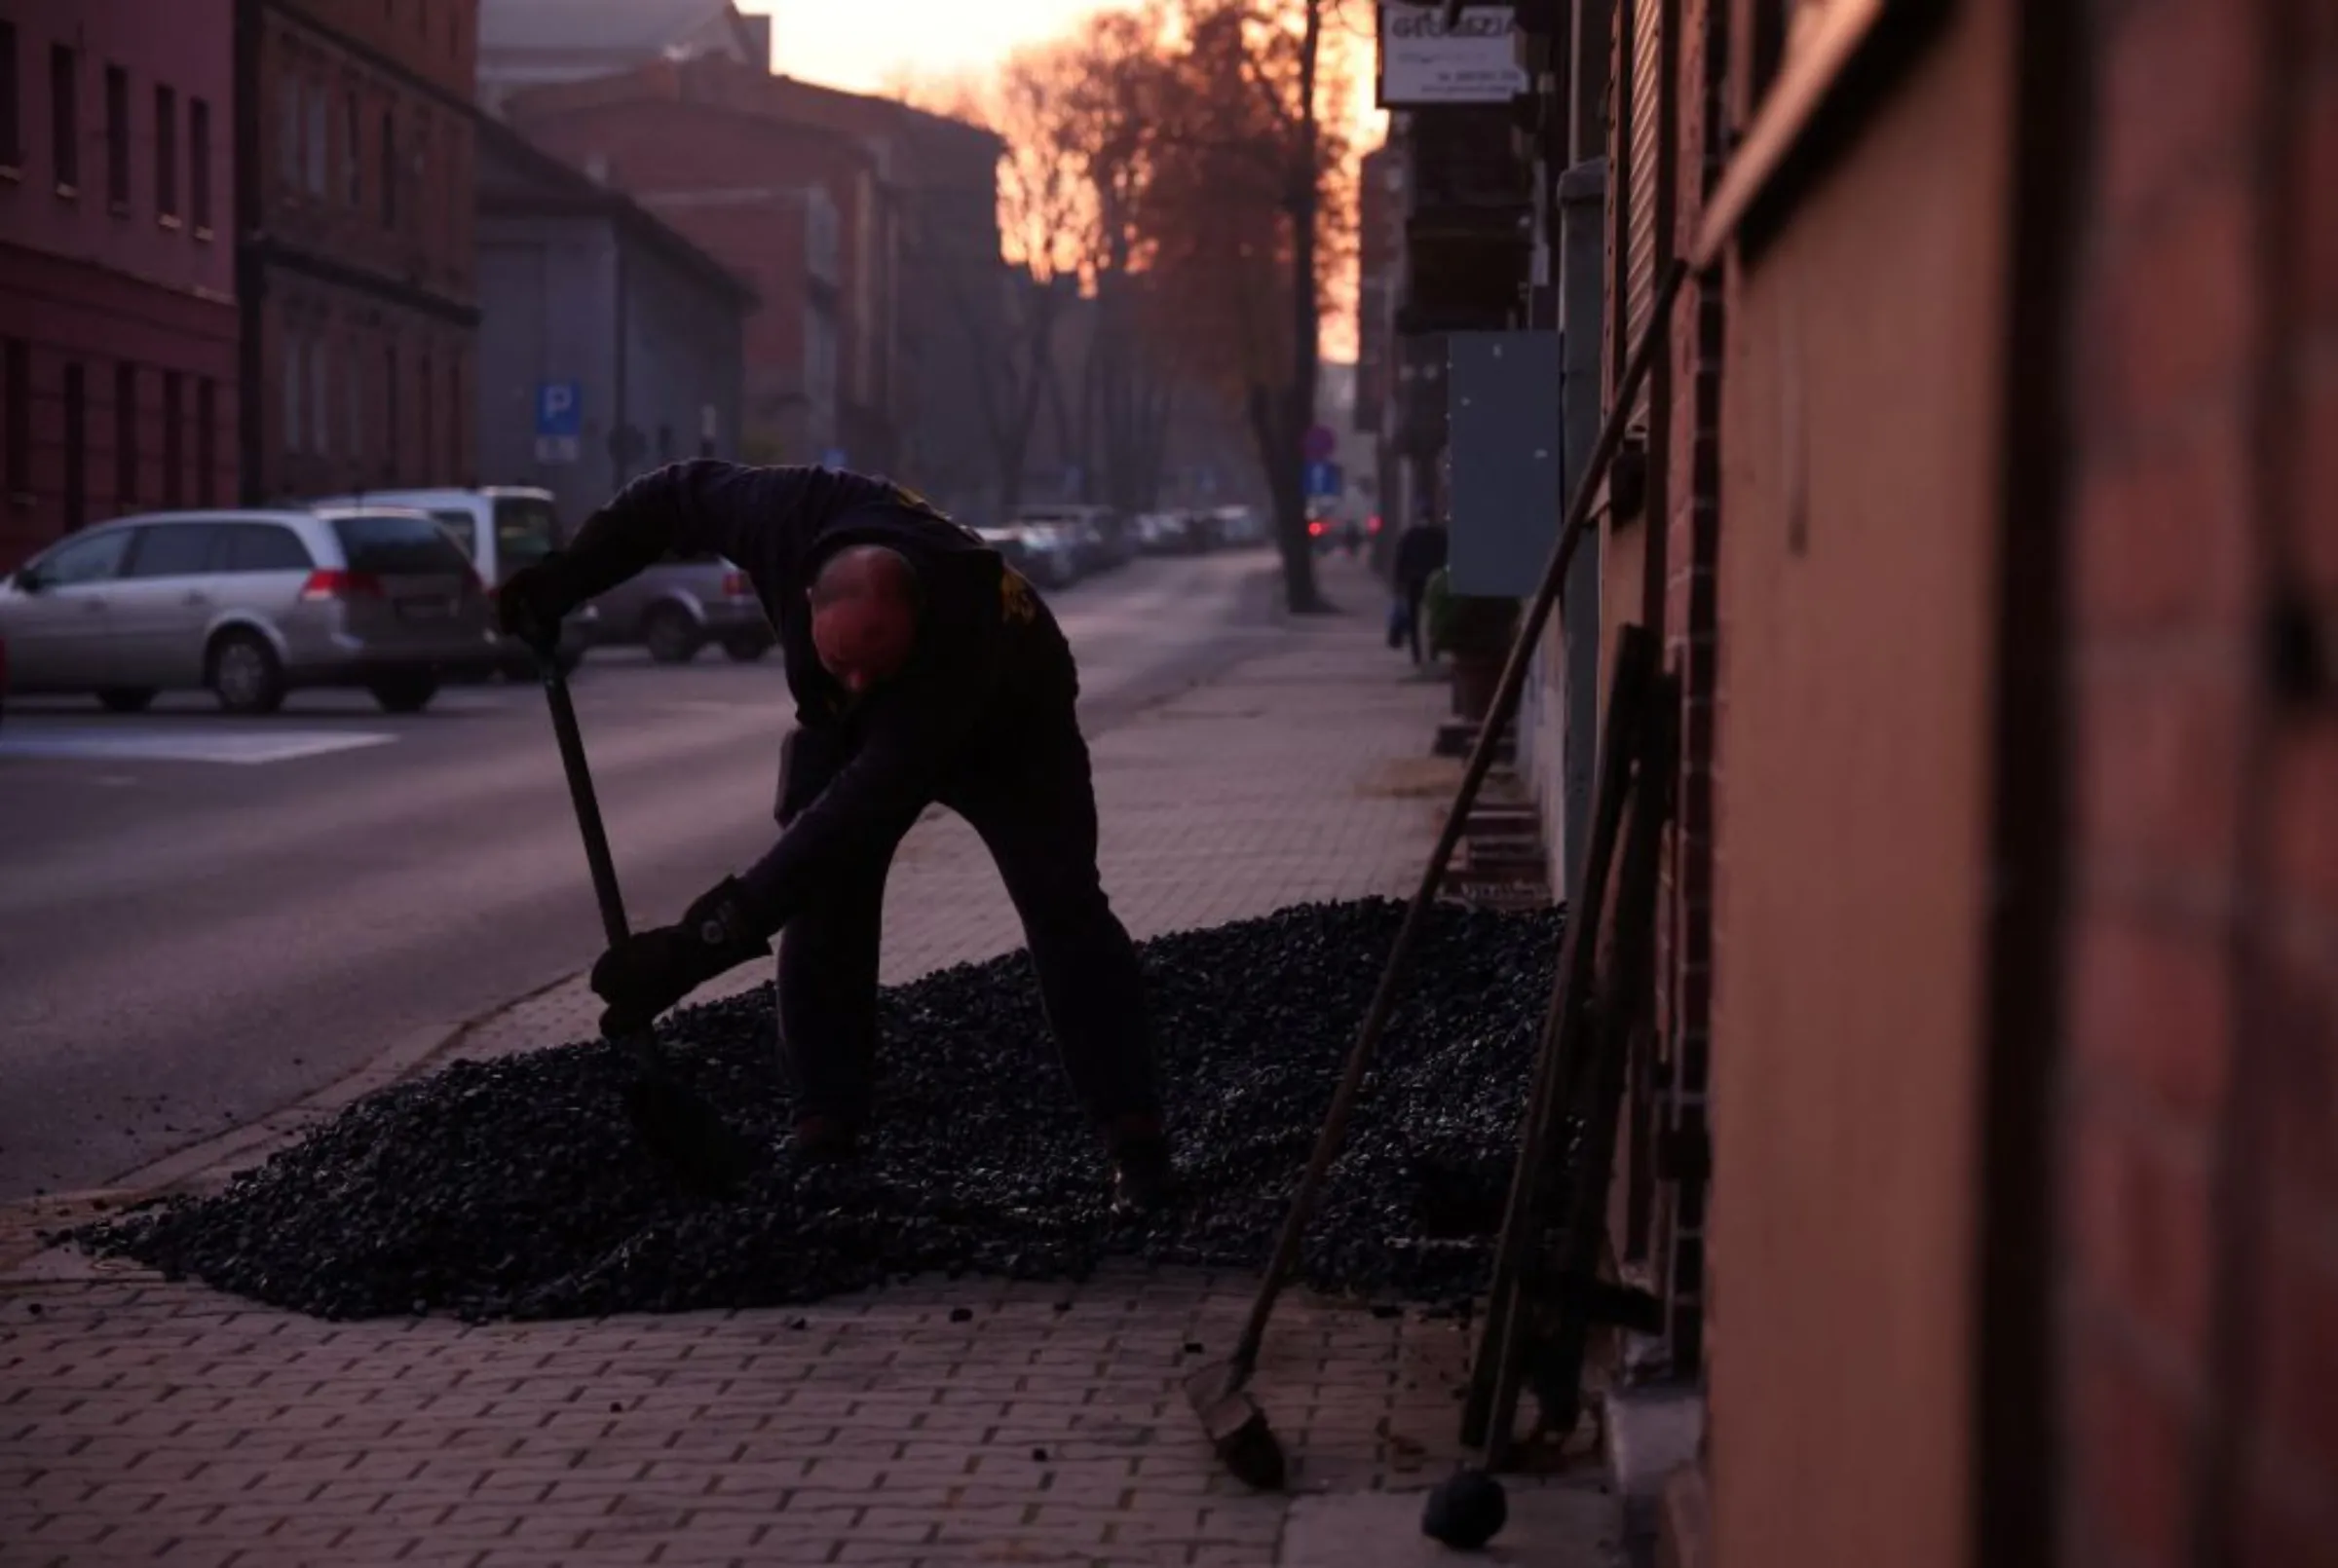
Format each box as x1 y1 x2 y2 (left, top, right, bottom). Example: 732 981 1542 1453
1557 159 1607 907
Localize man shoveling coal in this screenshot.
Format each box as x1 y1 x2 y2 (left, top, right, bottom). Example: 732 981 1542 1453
498 460 1173 1212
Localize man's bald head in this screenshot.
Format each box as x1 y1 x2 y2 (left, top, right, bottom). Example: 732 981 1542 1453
809 544 922 694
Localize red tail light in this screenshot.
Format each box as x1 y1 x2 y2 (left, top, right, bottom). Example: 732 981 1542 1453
722 570 753 599
1307 520 1325 537
300 569 384 601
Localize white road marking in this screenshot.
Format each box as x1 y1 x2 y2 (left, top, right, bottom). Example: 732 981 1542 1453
0 728 398 765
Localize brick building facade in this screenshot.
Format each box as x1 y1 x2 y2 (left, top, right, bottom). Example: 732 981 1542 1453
2053 2 2338 1562
0 0 242 569
1603 0 2338 1561
238 0 479 503
737 73 1007 515
504 59 895 474
1369 0 2336 1562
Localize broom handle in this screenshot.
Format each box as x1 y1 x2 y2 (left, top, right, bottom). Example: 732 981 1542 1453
1228 258 1691 1377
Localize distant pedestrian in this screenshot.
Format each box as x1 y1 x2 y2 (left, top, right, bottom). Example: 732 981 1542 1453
496 460 1174 1212
1393 518 1450 665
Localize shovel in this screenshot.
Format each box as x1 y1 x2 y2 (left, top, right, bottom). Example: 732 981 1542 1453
532 650 758 1197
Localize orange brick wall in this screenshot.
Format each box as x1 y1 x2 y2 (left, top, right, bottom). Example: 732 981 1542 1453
2055 0 2338 1561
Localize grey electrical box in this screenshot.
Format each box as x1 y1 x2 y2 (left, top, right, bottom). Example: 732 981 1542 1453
1446 330 1563 598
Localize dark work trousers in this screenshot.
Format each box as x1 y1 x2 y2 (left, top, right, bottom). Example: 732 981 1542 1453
772 691 1159 1139
1403 579 1427 663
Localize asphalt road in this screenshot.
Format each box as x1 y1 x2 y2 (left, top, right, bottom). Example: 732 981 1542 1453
0 551 1279 1200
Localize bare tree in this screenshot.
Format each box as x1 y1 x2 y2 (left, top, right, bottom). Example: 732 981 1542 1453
1132 0 1358 611
897 56 1088 520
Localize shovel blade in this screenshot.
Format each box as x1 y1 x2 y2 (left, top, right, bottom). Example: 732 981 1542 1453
622 1068 758 1197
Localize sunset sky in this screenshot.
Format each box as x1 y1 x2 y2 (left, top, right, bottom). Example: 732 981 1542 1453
738 0 1387 358
741 0 1112 93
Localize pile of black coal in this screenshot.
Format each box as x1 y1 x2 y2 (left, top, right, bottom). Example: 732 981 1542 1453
75 898 1562 1323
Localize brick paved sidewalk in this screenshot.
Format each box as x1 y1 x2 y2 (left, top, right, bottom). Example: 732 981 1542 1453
0 556 1618 1568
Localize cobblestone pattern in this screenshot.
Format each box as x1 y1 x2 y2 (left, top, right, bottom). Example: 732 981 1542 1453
0 1267 1554 1568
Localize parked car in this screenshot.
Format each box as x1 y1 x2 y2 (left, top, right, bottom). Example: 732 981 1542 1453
1008 522 1081 590
1136 512 1200 555
1213 504 1269 547
305 486 594 674
0 507 503 714
0 627 9 729
1016 505 1129 577
586 550 775 664
974 527 1034 577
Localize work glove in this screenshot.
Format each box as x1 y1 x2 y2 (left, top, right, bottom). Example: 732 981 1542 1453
590 877 773 1032
496 554 584 653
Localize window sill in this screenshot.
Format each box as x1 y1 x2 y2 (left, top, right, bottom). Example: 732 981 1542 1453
194 224 214 243
0 164 20 184
159 212 183 232
55 181 79 201
1691 0 1953 267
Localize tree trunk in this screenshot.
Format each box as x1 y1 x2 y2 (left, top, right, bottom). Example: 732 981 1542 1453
1250 380 1324 613
1271 0 1331 613
1139 379 1175 512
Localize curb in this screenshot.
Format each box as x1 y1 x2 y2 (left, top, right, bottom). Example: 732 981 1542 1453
0 975 587 1279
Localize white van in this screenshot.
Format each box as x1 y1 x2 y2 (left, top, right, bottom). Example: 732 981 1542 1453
305 486 595 673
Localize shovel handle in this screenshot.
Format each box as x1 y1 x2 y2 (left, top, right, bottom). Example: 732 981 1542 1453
536 652 632 948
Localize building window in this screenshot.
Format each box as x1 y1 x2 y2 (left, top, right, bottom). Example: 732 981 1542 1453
51 44 78 193
344 87 361 206
63 363 87 531
312 338 330 457
104 63 129 209
114 362 137 505
2 339 26 499
190 97 211 231
384 344 398 468
154 84 178 222
412 115 432 253
380 109 396 226
305 84 327 195
279 77 300 193
196 378 217 504
347 347 362 460
283 328 303 453
447 356 462 478
0 22 22 172
418 350 433 472
163 372 185 505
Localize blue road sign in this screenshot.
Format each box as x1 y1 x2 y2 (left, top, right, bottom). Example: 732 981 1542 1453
536 381 583 438
1304 461 1343 500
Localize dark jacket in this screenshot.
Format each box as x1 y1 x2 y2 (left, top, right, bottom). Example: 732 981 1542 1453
558 460 1065 933
1394 523 1450 593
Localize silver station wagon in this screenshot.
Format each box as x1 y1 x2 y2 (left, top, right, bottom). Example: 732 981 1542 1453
0 507 503 715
